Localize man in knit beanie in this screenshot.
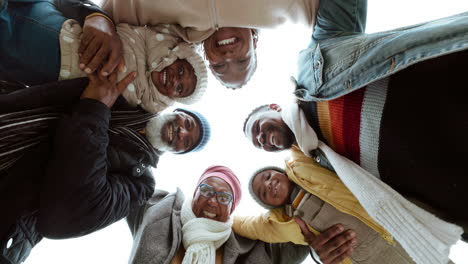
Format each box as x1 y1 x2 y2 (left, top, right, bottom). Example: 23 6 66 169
145 108 210 154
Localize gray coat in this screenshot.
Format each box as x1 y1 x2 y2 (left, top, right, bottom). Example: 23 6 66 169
127 189 309 264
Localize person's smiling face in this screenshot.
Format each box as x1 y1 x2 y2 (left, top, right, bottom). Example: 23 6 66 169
203 27 257 89
244 106 295 152
252 169 292 207
160 111 201 153
192 177 233 222
151 59 197 98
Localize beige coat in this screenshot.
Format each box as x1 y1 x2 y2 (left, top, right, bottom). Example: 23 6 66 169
59 20 205 113
102 0 320 43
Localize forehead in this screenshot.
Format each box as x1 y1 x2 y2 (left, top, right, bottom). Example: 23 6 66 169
245 109 275 137
202 177 233 194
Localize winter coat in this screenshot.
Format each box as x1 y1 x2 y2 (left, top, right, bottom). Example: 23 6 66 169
233 146 415 264
127 188 310 264
0 78 158 264
102 0 320 43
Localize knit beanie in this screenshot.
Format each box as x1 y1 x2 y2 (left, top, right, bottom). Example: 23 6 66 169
249 166 285 209
172 43 208 105
174 108 210 154
194 165 242 213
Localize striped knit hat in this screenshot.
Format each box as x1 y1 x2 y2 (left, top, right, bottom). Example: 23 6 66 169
248 166 285 209
174 108 210 154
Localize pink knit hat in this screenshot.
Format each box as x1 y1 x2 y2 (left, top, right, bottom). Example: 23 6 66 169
194 165 242 212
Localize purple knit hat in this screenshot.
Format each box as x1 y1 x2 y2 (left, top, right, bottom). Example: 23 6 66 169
194 165 242 213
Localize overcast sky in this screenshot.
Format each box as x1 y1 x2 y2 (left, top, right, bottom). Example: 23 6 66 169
26 0 468 263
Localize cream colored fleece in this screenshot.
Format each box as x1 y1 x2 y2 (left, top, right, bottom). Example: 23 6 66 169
59 19 203 113
102 0 319 43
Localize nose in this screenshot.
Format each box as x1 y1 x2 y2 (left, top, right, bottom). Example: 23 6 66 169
207 195 219 205
222 50 235 59
178 126 189 139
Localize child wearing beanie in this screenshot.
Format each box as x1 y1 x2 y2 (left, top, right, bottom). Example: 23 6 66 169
232 146 415 264
59 20 208 113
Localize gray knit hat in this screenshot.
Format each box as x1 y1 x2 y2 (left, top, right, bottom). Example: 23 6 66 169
249 166 286 209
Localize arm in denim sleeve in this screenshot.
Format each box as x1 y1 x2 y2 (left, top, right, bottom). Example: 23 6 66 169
53 0 112 25
312 0 367 41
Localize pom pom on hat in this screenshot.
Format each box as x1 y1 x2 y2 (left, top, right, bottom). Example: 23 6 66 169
174 108 210 154
195 165 242 213
249 166 285 209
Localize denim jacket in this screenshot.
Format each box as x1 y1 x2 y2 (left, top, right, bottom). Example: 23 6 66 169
296 0 468 101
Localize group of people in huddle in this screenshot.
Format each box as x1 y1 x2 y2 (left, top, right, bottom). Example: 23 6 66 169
1 0 467 263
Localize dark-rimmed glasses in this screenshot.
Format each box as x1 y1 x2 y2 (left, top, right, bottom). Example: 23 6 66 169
198 183 233 205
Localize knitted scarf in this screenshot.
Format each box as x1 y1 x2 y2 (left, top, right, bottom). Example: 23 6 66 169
281 103 462 264
180 198 232 264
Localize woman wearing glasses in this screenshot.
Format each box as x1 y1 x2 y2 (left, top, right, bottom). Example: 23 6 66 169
126 165 310 264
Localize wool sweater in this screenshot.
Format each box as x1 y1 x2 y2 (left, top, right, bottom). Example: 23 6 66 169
59 20 206 113
102 0 319 43
298 77 388 178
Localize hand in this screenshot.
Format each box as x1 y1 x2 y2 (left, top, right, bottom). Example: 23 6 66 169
81 71 136 108
79 15 124 76
295 218 356 264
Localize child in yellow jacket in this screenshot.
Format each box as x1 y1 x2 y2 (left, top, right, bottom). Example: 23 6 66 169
233 146 414 264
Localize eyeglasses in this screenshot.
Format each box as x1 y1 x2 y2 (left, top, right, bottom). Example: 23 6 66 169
198 184 233 205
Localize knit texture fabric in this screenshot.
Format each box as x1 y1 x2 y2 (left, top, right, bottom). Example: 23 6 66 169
181 197 233 264
281 103 462 264
174 108 210 154
248 166 285 209
59 20 207 113
299 78 388 178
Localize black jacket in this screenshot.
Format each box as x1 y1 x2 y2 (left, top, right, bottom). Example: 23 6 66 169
0 78 158 264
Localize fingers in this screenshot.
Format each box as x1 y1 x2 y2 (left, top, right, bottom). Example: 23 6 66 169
116 72 137 93
82 42 109 73
79 37 102 72
314 224 346 246
319 229 356 262
327 239 356 264
295 217 316 242
79 31 93 55
100 43 123 76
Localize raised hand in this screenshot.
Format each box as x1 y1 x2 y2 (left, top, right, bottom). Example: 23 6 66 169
81 71 136 108
79 15 124 77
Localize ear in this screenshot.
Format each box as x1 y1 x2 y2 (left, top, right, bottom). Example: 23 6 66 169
269 103 282 112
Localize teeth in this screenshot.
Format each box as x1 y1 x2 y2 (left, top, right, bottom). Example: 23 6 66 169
203 211 216 218
163 70 167 85
168 124 173 142
217 37 236 46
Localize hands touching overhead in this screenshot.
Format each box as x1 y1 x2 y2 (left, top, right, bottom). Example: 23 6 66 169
79 15 124 77
81 71 136 108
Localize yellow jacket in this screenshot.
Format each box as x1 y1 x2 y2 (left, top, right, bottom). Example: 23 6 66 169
233 146 394 264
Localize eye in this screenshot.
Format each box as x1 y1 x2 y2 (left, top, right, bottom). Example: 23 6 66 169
211 63 226 71
176 84 183 94
185 119 191 130
178 66 184 76
239 58 249 64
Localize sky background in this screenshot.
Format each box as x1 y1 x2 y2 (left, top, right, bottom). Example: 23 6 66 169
26 0 468 263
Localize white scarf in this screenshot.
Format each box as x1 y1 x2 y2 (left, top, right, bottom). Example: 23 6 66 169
180 198 233 264
281 103 462 264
